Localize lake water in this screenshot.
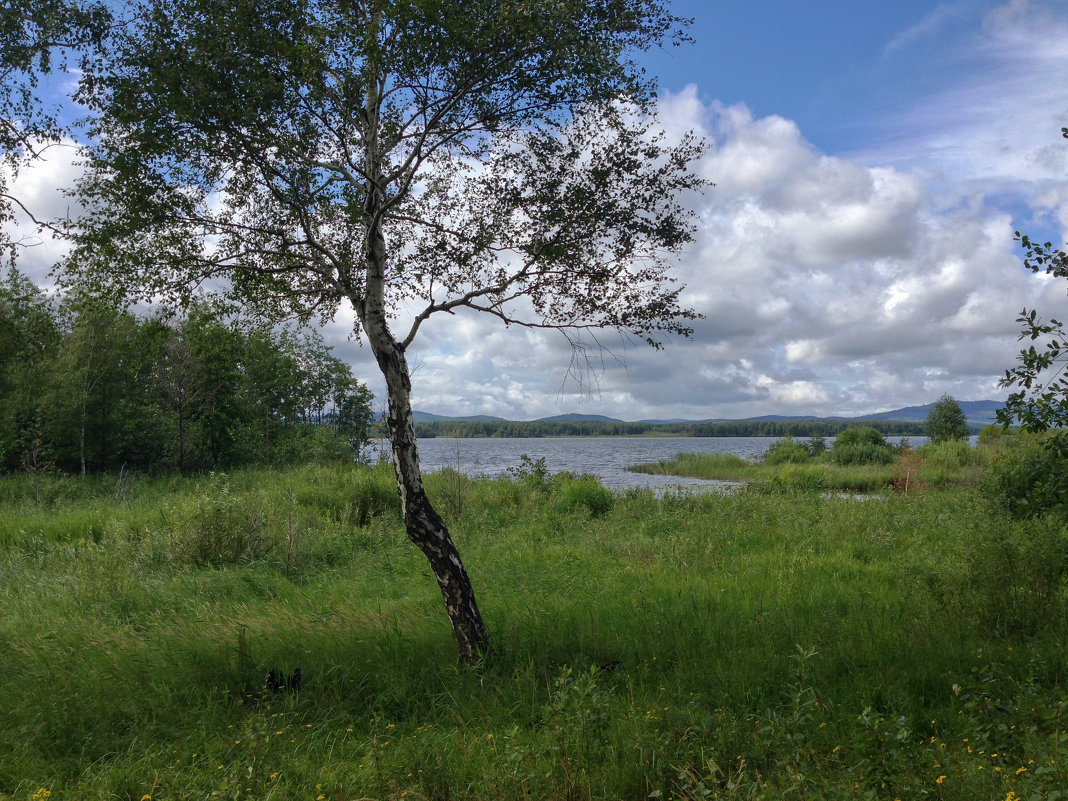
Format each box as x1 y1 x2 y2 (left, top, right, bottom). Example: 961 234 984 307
372 435 941 492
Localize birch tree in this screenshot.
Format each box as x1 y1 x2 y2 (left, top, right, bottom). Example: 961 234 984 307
65 0 707 661
1 0 108 252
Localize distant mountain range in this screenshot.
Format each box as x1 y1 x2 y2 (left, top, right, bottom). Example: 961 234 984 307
411 412 508 422
412 400 1004 427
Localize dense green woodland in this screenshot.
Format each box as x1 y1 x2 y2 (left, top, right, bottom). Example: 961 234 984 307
414 418 932 439
0 268 374 474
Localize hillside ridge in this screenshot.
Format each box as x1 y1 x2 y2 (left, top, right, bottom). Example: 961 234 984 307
413 399 1003 426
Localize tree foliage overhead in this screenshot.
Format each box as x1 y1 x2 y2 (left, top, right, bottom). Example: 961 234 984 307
68 0 704 345
998 127 1068 432
925 394 969 443
1 0 110 251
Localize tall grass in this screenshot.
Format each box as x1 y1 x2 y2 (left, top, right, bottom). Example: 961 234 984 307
0 463 1064 800
629 450 897 491
631 439 995 493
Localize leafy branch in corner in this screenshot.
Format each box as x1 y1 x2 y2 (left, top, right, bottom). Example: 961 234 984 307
997 126 1068 431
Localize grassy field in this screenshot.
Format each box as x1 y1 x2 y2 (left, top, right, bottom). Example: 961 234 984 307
0 460 1065 800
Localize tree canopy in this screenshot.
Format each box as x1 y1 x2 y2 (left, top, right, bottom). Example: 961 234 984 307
58 0 706 660
925 394 969 443
1 0 110 253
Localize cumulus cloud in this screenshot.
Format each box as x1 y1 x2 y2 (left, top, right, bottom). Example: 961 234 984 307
399 78 1068 420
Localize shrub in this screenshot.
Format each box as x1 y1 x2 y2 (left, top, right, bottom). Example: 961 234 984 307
762 437 810 465
969 514 1068 636
552 473 614 517
291 463 400 526
769 464 825 491
508 454 551 491
831 443 895 466
977 424 1008 448
831 427 893 466
273 425 359 465
918 439 974 469
984 430 1068 519
834 426 889 448
170 474 274 564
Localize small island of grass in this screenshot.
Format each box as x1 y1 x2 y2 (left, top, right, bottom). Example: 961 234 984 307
629 427 988 492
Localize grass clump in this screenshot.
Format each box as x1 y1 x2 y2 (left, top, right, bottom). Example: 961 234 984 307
0 460 1065 800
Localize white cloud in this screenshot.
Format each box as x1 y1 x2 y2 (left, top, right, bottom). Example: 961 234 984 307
2 140 84 289
862 0 1068 238
393 85 1067 421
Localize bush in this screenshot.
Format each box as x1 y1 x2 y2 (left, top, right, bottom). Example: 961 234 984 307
985 431 1068 519
273 425 360 465
969 514 1068 636
293 463 400 526
918 439 974 469
834 427 889 448
508 454 551 491
977 424 1008 448
769 464 825 491
170 474 274 564
831 427 893 466
762 437 810 465
552 474 614 517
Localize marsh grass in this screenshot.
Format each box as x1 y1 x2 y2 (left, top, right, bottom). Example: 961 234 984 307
629 451 897 491
631 439 994 494
0 463 1064 800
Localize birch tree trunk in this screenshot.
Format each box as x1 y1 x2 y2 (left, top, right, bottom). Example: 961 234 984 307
359 258 491 660
364 315 491 662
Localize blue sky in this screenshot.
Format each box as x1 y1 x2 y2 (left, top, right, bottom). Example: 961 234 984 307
7 0 1068 420
649 1 1009 153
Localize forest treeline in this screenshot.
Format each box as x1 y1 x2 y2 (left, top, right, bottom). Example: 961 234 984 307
414 418 935 439
0 269 374 475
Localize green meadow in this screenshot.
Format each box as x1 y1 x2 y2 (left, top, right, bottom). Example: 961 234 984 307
0 453 1065 800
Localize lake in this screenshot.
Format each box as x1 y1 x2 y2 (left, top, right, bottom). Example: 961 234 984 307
371 435 941 492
